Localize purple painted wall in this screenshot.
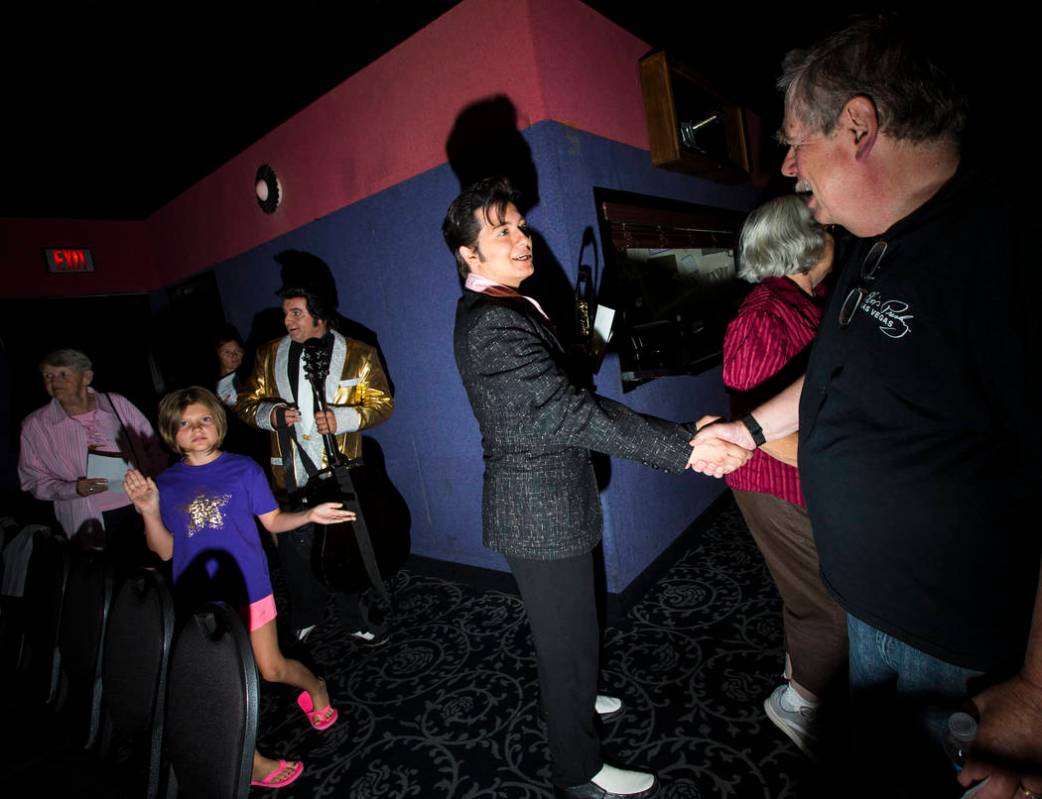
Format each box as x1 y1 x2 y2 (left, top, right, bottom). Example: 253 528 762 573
2 0 766 591
518 124 763 589
213 121 762 590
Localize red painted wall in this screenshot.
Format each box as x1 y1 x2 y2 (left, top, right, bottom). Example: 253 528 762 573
529 0 651 151
1 216 156 298
4 0 748 299
147 0 551 285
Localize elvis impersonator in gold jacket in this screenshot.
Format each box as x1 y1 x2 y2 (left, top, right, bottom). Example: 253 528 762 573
235 326 394 642
236 330 393 494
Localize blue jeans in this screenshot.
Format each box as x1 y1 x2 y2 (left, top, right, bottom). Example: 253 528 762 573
848 614 985 797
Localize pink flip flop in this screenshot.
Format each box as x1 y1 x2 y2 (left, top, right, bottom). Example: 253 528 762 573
251 758 304 789
297 689 338 731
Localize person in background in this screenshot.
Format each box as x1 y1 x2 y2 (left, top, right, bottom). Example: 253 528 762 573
18 348 166 567
721 195 846 758
215 331 246 408
214 328 269 464
236 273 394 645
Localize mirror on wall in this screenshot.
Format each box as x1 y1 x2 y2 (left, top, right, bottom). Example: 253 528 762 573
593 189 748 390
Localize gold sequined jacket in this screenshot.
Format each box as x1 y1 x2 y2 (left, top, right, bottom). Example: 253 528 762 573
235 331 393 493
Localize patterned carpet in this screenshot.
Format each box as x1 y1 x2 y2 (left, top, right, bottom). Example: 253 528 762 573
256 497 829 798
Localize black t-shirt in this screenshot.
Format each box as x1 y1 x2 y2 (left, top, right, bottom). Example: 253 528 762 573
800 168 1040 672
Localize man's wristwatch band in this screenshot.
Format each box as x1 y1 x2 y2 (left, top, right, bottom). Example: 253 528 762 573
739 414 766 447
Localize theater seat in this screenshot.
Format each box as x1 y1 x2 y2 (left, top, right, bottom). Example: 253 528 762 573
100 568 175 799
165 603 258 799
57 548 115 750
19 530 69 706
8 567 175 798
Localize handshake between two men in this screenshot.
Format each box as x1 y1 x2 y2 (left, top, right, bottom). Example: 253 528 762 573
685 415 759 478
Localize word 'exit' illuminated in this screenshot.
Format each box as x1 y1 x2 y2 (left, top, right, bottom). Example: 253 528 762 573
45 248 95 273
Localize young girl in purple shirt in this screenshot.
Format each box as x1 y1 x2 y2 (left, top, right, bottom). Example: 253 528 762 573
125 386 351 790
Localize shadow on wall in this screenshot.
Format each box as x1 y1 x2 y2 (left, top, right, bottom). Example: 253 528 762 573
444 95 577 350
445 95 540 212
443 96 613 487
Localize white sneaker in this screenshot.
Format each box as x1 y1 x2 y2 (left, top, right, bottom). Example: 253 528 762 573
763 683 820 760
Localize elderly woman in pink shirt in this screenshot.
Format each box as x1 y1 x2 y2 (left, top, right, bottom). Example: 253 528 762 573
18 349 166 564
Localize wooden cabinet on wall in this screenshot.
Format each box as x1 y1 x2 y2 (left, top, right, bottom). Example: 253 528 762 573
639 51 751 184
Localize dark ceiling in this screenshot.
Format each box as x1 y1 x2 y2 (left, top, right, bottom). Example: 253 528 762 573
2 3 1026 220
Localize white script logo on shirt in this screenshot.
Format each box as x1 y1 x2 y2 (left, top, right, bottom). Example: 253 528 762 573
860 291 913 339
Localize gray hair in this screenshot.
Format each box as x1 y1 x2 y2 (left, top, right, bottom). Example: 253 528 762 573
39 348 92 373
737 196 828 283
778 13 967 144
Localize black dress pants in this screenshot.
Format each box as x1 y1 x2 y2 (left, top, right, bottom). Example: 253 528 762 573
507 551 602 788
277 524 365 632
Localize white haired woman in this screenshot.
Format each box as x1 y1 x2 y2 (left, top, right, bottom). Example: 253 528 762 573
723 195 846 758
18 349 167 566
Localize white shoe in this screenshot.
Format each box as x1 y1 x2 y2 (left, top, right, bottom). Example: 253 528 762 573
591 764 656 795
763 683 820 760
595 694 623 717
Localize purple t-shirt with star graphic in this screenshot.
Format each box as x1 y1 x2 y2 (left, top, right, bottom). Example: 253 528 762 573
158 452 278 606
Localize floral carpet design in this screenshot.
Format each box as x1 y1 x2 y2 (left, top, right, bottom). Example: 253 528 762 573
257 500 820 798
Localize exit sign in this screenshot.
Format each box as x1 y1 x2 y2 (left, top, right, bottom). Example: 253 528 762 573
45 248 95 273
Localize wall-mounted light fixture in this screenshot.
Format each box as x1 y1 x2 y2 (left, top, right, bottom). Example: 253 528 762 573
255 164 282 214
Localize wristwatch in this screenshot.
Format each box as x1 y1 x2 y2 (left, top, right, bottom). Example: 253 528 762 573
739 414 766 447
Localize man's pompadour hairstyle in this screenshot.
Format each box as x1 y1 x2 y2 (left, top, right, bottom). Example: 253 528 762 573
442 177 522 279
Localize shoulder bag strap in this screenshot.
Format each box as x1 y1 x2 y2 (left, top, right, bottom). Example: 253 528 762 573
101 392 143 470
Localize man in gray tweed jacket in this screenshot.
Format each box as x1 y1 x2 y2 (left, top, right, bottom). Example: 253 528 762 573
444 177 747 799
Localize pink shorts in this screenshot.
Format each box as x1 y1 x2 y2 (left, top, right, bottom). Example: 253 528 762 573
239 594 278 632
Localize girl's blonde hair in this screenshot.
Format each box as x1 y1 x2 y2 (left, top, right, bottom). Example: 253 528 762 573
157 386 228 454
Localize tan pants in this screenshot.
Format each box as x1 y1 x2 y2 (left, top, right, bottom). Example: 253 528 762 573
733 489 848 698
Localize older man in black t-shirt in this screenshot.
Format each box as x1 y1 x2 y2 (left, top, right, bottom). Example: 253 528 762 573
693 15 1041 798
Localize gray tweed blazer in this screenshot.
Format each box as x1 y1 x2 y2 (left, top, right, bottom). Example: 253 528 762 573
454 289 692 560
